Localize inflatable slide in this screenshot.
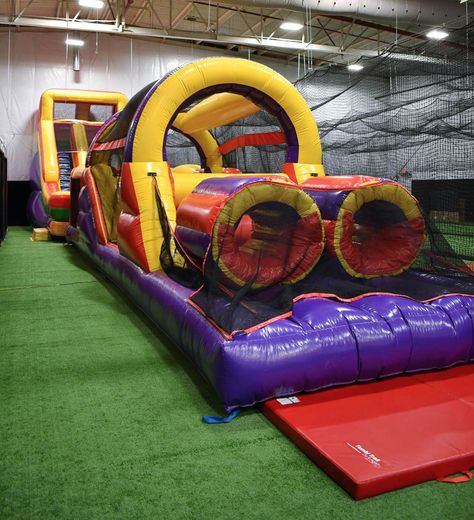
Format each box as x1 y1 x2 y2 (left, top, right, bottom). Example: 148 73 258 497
28 89 128 236
59 57 473 411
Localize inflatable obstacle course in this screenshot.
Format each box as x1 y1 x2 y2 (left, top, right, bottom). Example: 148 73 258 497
58 57 474 415
27 56 470 497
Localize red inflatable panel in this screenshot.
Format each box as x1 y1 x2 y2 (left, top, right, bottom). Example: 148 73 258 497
262 365 474 499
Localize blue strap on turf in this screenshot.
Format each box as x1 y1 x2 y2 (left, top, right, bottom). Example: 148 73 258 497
202 409 240 424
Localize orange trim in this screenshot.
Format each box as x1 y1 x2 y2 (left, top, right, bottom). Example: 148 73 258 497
242 311 293 336
187 291 233 340
219 131 286 155
292 290 474 305
84 169 108 245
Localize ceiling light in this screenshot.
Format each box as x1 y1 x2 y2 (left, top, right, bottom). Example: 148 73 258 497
280 22 304 31
347 63 364 72
426 29 449 40
79 0 104 8
65 38 85 47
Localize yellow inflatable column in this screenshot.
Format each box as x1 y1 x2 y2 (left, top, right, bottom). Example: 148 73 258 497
71 123 89 168
118 161 175 272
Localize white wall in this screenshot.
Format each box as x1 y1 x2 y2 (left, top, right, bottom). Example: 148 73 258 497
0 30 299 181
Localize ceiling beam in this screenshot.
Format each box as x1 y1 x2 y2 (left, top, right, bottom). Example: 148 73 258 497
215 7 237 30
193 3 400 49
243 8 280 38
13 0 21 18
318 14 467 50
146 0 168 31
171 2 194 29
14 0 34 21
0 15 383 58
106 1 116 21
224 8 280 51
130 0 149 26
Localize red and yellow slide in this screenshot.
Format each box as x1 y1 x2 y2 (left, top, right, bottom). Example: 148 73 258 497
36 89 127 236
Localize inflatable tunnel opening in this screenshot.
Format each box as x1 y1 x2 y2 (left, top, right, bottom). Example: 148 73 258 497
352 200 410 247
347 199 423 276
337 192 425 278
176 178 325 291
303 177 426 278
214 198 318 289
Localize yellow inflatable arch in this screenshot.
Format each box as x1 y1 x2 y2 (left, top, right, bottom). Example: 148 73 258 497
124 58 324 176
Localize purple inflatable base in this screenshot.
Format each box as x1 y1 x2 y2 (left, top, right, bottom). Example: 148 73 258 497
27 190 50 228
27 153 51 228
68 187 474 411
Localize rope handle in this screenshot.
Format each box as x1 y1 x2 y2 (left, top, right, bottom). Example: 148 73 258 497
438 470 472 484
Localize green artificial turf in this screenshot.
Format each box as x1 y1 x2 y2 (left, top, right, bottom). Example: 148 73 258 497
1 227 473 520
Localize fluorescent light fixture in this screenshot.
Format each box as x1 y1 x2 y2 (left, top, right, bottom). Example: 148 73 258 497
79 0 104 8
280 22 304 31
65 38 85 47
426 29 449 40
347 63 364 71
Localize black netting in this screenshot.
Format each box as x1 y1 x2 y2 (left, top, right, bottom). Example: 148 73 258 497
295 37 473 275
213 112 286 173
153 176 203 289
166 129 202 168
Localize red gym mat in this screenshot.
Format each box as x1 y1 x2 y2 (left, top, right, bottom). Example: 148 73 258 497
262 365 474 499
